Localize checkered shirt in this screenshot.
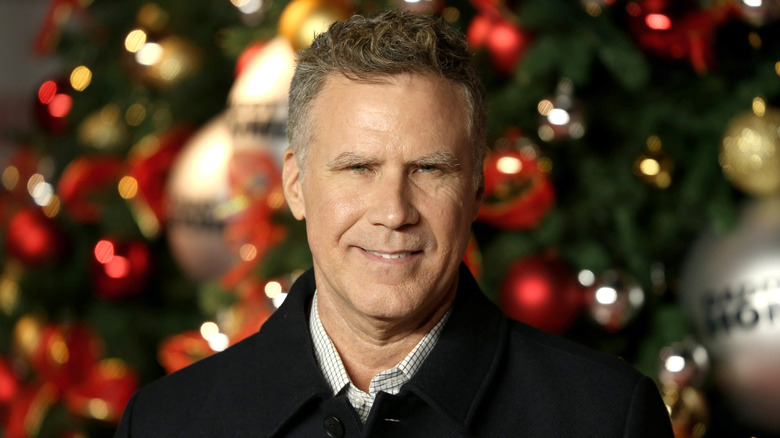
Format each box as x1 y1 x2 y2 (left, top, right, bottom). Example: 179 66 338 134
309 291 451 423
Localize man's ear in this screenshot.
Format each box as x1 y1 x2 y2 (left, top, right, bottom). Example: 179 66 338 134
282 148 306 220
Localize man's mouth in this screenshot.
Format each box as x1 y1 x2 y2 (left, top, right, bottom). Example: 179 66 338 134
362 249 419 259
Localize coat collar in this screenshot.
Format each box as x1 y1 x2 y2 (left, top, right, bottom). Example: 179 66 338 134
253 263 506 435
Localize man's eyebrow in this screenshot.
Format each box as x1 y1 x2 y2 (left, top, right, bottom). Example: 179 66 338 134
412 151 461 170
326 151 375 170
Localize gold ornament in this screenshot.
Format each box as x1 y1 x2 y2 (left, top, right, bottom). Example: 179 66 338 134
278 0 351 51
633 135 674 189
719 105 780 197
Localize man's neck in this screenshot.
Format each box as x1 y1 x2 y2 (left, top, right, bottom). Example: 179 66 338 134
316 291 454 393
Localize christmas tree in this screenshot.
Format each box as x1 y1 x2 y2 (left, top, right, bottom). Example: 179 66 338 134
1 0 779 436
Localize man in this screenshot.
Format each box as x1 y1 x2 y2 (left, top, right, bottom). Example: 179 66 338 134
115 11 674 437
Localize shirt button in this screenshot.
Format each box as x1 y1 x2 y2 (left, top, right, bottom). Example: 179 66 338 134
323 415 344 438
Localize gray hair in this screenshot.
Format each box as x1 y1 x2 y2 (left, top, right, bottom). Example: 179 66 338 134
287 10 487 188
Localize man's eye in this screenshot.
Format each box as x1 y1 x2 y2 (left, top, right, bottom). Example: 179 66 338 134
418 165 439 173
349 165 369 172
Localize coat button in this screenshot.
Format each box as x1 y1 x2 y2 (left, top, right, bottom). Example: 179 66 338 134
323 415 344 438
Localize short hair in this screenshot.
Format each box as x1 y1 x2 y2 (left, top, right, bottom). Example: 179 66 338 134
287 10 487 187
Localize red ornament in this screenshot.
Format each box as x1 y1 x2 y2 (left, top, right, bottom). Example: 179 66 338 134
0 357 20 404
500 253 585 334
34 77 74 135
467 14 531 75
158 331 214 374
29 322 102 393
626 0 735 74
57 156 124 223
127 125 196 226
5 208 68 266
90 238 152 300
478 148 555 230
3 383 58 438
63 358 138 424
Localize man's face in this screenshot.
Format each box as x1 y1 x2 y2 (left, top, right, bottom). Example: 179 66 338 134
283 73 483 326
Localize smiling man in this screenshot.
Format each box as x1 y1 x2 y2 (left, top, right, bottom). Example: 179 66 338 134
115 11 673 438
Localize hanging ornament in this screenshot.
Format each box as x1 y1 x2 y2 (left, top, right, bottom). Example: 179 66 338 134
467 13 531 76
90 238 152 301
500 252 585 334
165 115 240 282
278 0 352 52
680 196 780 433
3 383 58 438
0 356 21 404
661 386 710 438
537 78 587 142
29 322 103 392
5 208 68 267
126 125 196 237
34 77 74 135
57 156 124 223
626 0 733 74
76 104 129 151
478 140 555 230
719 103 780 197
227 36 295 167
657 340 710 389
62 358 138 424
158 331 215 374
633 135 675 189
585 269 645 333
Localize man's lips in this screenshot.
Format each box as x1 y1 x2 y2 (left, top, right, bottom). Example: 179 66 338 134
360 248 422 259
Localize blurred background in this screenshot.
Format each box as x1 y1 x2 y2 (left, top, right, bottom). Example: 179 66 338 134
1 0 779 436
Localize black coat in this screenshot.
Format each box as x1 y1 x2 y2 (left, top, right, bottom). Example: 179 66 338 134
114 265 674 437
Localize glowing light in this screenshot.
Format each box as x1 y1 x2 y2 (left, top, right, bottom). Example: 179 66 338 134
664 355 686 373
42 195 61 218
232 0 263 14
578 269 596 287
646 135 662 151
239 243 258 261
125 103 146 126
104 255 130 278
264 281 283 298
0 275 20 315
118 176 139 199
442 7 460 23
48 94 73 118
200 321 219 340
742 0 763 6
595 286 618 305
3 166 19 190
50 338 70 364
547 108 571 126
88 399 109 420
208 332 230 352
752 97 766 117
639 158 660 176
27 174 45 196
124 29 147 53
537 99 554 116
645 13 672 30
94 240 115 264
38 80 57 104
496 156 522 174
136 42 163 66
31 181 54 207
585 2 602 17
272 292 288 308
70 66 92 91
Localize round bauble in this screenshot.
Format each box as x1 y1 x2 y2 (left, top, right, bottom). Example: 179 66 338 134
500 253 585 334
5 208 68 267
90 238 152 300
586 269 645 333
680 196 780 432
719 107 780 197
165 115 239 282
278 0 351 51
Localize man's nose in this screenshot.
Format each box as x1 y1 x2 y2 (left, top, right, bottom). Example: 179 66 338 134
366 171 420 229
